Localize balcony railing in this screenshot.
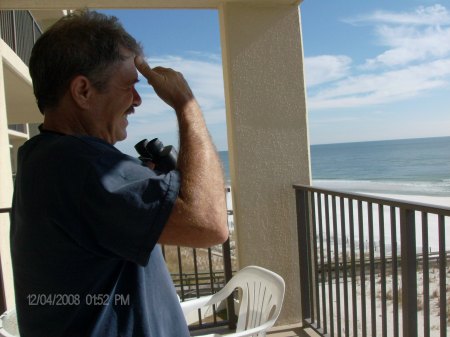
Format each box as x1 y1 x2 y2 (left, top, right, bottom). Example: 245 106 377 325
0 10 42 66
294 184 450 337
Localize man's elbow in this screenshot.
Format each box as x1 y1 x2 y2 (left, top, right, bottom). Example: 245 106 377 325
198 211 229 248
213 220 229 245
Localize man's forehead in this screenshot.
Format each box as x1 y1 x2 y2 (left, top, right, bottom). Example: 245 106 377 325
119 46 137 59
110 55 139 84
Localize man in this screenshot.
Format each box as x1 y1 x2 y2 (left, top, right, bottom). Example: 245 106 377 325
11 10 228 337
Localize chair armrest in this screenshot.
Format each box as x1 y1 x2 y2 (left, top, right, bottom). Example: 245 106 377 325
180 281 235 316
180 295 214 315
221 322 273 337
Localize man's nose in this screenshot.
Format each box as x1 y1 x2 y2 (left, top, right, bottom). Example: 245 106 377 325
132 87 142 107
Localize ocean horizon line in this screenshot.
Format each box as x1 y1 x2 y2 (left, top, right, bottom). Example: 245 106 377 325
218 136 450 198
217 134 450 152
311 134 450 147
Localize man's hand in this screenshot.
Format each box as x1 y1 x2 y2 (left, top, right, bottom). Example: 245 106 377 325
135 56 194 112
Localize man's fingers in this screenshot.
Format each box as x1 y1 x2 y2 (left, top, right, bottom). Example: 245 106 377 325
134 56 194 110
135 56 160 84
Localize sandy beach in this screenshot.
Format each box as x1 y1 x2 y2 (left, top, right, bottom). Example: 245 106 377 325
367 193 450 208
319 265 449 337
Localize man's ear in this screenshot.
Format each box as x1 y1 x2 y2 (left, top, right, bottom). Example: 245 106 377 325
70 75 94 109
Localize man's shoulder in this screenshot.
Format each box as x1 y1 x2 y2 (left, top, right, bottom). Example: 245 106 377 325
18 133 141 180
21 133 123 160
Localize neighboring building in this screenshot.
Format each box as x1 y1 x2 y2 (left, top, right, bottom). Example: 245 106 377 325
0 9 63 312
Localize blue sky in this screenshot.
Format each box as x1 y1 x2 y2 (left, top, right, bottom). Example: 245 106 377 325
100 1 450 154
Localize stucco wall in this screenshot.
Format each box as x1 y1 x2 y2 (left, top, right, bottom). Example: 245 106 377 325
219 3 310 324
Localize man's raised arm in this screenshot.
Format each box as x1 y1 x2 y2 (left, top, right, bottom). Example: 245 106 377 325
135 56 228 248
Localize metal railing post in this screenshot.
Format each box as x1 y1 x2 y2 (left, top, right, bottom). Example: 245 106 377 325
295 188 311 322
400 208 417 337
222 237 236 329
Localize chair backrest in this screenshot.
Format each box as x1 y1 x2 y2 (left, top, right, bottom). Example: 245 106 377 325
225 266 285 336
0 309 19 337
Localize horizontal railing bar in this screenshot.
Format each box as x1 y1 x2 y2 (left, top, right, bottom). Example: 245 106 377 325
171 271 228 278
293 184 450 215
312 252 450 274
0 208 12 213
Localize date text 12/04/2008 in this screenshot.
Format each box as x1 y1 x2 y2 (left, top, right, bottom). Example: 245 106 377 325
26 293 130 306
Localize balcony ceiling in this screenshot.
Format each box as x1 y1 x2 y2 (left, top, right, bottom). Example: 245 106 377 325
30 10 66 31
1 0 301 10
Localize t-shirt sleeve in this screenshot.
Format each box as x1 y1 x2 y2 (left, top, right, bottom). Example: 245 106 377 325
80 153 180 266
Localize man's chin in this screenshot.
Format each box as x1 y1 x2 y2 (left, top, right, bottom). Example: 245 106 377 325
112 131 127 144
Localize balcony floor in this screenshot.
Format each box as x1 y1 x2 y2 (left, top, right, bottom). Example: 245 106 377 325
190 323 318 337
267 323 318 337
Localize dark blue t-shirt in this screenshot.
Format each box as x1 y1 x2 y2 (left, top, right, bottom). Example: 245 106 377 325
10 130 190 337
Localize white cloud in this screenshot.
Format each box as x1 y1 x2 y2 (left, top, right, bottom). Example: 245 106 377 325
139 55 225 114
363 24 450 68
309 58 450 109
305 55 352 87
307 5 450 110
350 4 450 68
346 4 450 26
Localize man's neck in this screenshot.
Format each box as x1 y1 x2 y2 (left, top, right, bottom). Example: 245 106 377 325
42 103 93 137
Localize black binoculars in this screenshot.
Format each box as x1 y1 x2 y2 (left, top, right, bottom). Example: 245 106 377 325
134 138 178 173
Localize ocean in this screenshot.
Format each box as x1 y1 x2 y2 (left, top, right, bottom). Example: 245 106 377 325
219 136 450 197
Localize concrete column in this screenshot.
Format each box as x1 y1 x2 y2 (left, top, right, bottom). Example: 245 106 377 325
0 54 16 309
219 3 310 324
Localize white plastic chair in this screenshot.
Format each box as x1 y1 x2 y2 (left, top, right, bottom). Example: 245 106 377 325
180 265 285 337
0 309 19 337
